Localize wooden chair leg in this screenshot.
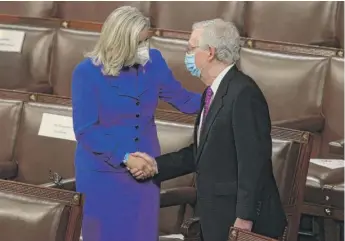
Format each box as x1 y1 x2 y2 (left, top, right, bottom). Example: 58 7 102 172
287 213 302 241
323 218 341 241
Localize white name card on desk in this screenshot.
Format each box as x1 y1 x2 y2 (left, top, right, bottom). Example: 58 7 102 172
0 29 25 53
38 113 76 141
310 158 345 169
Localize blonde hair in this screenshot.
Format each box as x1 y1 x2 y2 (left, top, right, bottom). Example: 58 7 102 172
85 6 150 76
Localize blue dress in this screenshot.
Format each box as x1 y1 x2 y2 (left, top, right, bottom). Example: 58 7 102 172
71 49 201 241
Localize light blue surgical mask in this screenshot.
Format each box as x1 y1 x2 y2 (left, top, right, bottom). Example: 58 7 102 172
185 53 201 78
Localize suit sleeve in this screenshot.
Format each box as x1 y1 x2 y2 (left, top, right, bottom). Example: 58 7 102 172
71 67 126 167
154 144 195 183
232 86 272 221
153 49 201 114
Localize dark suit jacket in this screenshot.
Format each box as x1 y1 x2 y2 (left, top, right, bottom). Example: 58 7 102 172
154 66 287 241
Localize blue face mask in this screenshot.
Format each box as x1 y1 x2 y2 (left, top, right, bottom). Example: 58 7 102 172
185 53 201 78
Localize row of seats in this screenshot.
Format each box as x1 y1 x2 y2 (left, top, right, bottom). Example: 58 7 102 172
0 14 343 240
0 90 343 240
0 19 343 159
0 91 311 240
0 1 343 48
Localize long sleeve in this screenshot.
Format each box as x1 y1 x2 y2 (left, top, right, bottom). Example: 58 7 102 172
71 66 126 168
232 86 272 221
153 50 201 114
154 144 195 183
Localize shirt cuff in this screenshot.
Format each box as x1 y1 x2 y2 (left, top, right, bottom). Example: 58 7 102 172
106 149 128 168
122 153 130 164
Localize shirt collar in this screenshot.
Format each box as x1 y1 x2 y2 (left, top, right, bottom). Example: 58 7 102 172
210 64 234 95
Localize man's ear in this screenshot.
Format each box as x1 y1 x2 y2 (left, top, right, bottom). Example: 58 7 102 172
207 46 216 61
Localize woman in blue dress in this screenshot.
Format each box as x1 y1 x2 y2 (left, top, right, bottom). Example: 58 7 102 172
71 6 201 241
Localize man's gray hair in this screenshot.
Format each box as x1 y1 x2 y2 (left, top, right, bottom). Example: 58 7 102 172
192 19 240 64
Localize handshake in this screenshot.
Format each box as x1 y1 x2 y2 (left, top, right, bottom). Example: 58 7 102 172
125 152 158 180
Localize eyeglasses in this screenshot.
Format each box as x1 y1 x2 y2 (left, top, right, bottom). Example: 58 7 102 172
186 45 199 54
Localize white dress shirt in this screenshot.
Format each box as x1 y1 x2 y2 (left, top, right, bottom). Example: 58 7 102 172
197 64 234 144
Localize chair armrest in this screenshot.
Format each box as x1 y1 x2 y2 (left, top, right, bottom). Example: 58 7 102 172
17 83 53 94
229 227 283 241
160 186 196 208
0 162 18 179
273 115 324 133
180 217 200 239
329 139 344 156
40 177 76 191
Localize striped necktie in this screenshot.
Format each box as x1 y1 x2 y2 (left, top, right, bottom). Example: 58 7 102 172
201 86 214 128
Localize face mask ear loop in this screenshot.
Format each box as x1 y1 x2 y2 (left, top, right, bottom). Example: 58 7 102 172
199 45 216 77
198 58 209 78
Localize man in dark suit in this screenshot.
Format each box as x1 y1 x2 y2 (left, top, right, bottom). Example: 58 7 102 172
129 19 287 241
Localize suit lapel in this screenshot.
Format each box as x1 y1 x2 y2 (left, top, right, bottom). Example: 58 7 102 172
195 66 238 163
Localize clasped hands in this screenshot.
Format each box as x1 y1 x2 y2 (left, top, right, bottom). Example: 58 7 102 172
125 152 158 179
125 153 253 231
